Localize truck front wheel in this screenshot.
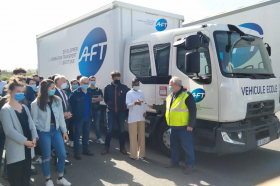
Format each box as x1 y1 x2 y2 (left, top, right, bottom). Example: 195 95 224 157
157 120 172 157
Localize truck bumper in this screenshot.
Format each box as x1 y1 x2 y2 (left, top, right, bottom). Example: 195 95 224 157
216 115 280 155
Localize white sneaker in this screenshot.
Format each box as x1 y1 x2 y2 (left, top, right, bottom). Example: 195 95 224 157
46 179 54 186
0 183 4 186
79 141 82 145
32 157 42 164
96 138 105 144
31 165 35 170
67 140 73 146
57 177 71 186
69 141 74 148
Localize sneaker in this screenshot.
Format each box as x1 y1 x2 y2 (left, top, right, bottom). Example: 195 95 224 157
46 179 54 186
31 165 35 169
96 138 105 144
69 141 74 148
79 141 82 145
184 166 194 175
32 157 42 164
0 183 3 186
57 177 71 186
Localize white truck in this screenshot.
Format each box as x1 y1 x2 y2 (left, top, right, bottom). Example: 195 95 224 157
37 1 280 156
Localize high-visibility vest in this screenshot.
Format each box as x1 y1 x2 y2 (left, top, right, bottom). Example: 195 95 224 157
165 91 189 127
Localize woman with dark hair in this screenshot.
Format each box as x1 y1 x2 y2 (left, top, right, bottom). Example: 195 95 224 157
31 79 71 186
0 77 38 186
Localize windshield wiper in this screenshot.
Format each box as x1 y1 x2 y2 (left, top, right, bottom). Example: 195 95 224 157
225 73 275 79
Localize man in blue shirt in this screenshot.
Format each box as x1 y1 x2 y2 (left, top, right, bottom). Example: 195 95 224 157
69 77 94 160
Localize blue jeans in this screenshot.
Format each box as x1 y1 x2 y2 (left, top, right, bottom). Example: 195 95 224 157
92 110 101 139
74 116 91 154
170 128 195 166
37 125 66 178
68 118 75 141
105 111 126 148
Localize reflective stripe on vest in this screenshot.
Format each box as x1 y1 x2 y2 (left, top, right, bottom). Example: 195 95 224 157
165 91 189 127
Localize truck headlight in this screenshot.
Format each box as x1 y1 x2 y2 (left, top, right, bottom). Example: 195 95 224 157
221 132 245 145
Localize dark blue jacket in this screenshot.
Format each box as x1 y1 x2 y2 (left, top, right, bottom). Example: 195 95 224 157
69 87 93 121
25 85 36 110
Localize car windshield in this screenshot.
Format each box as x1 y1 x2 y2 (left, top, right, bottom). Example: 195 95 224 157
214 31 273 77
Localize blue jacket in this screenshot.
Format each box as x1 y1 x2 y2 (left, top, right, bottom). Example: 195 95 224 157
69 87 93 121
25 85 36 110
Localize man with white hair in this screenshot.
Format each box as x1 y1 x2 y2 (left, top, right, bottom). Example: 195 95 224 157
165 76 197 175
69 76 94 160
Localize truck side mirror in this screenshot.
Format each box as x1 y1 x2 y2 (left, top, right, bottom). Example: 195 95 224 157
185 52 200 75
265 43 271 56
185 35 200 50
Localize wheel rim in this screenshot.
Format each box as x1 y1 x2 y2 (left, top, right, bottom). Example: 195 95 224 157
163 128 171 149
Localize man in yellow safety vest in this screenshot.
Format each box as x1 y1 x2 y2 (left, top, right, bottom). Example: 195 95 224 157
165 76 197 175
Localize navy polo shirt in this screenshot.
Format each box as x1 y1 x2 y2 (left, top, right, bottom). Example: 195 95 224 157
82 91 90 117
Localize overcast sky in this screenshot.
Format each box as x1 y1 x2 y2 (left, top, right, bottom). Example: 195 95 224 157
0 0 260 71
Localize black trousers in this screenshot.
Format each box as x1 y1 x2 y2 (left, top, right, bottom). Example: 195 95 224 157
0 133 5 174
7 152 31 186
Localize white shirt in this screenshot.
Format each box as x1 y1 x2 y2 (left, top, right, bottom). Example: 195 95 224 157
0 81 7 96
126 89 146 124
56 87 68 109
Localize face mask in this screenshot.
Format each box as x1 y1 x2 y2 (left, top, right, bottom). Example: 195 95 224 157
114 80 120 85
49 89 55 96
133 86 139 91
82 84 89 90
0 75 2 79
90 81 96 86
61 83 67 89
72 85 78 89
169 86 174 92
65 85 69 89
14 93 25 101
30 85 36 90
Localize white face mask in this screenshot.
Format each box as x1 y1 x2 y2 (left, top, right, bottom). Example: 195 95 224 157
61 82 67 89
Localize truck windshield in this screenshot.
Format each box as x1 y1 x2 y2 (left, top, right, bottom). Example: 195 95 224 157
214 31 274 78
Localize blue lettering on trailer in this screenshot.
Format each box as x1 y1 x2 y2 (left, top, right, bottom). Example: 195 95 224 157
78 27 107 77
191 88 205 103
155 19 167 31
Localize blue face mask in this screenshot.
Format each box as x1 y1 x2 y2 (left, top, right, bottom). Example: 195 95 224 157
65 85 70 89
82 84 89 90
90 81 96 86
72 85 78 89
0 75 2 79
49 89 55 96
30 85 36 90
14 93 25 101
169 86 174 92
133 86 139 91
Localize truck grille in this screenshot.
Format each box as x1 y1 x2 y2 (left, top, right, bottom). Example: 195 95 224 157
246 100 274 118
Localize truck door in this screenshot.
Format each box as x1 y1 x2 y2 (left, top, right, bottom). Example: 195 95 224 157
152 43 172 104
124 43 157 106
171 31 219 122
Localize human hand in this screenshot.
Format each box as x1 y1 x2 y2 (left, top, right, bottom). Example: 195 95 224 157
143 112 146 117
187 126 193 131
134 99 142 105
24 140 34 148
32 138 37 147
148 104 153 109
63 133 69 142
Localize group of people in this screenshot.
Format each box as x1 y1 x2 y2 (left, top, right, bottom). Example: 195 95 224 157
0 67 197 186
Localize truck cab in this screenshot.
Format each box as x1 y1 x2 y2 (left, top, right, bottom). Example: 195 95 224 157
123 24 280 156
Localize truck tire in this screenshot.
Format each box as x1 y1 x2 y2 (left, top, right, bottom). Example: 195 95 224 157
157 120 172 157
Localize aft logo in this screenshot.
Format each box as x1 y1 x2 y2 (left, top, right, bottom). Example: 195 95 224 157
78 27 107 77
191 88 205 103
155 19 167 31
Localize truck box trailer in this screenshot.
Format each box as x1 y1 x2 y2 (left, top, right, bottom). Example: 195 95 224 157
37 1 280 156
